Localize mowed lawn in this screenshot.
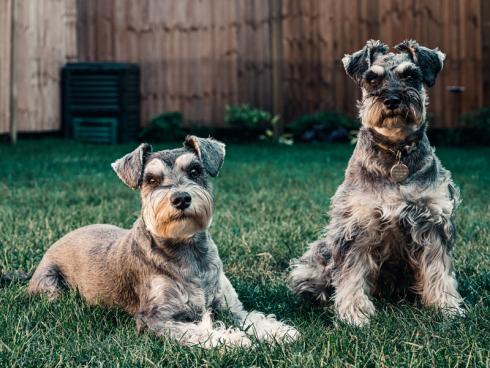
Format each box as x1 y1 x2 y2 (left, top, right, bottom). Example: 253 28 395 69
0 139 489 367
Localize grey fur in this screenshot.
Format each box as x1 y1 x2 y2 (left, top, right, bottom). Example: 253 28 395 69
111 143 152 189
289 40 463 326
184 136 226 177
29 136 298 348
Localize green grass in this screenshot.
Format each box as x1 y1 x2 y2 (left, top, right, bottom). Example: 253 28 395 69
0 139 489 367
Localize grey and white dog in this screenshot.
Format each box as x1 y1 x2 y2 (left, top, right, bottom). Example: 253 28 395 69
289 40 463 326
29 136 298 348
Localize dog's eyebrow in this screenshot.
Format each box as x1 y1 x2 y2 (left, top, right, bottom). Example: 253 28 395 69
394 61 416 73
174 153 197 169
144 159 167 176
369 65 385 75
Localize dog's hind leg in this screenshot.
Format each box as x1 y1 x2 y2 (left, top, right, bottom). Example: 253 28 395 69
288 240 333 303
28 257 66 300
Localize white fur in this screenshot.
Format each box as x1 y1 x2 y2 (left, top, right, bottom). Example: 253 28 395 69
370 65 385 75
394 61 415 74
242 311 300 342
215 274 300 344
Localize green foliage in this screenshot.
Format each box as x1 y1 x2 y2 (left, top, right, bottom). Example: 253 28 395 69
1 140 490 366
224 104 274 131
287 111 359 142
224 104 293 144
428 108 490 146
140 111 186 142
459 107 490 145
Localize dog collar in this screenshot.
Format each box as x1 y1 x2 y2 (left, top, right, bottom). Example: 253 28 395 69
368 124 426 183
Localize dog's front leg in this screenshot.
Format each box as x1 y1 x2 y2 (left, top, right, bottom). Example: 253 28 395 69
214 273 299 343
137 277 251 348
333 249 377 326
410 216 463 315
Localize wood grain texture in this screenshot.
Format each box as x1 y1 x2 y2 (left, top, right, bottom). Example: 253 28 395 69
0 0 13 134
483 0 490 106
281 0 484 128
1 0 486 134
0 0 77 133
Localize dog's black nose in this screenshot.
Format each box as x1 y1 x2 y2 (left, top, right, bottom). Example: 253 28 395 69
383 96 401 110
170 192 192 210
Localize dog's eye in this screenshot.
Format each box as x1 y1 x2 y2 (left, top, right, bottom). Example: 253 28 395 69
146 176 160 186
401 70 421 81
364 72 379 85
188 166 202 178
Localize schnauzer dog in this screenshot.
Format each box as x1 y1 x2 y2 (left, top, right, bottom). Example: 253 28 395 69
29 136 298 347
288 40 463 326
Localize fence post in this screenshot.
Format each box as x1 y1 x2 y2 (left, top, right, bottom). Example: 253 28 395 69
271 0 283 138
9 0 16 144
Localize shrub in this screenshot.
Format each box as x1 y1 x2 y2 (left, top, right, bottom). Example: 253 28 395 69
459 107 490 145
139 112 186 142
287 111 359 143
428 108 490 146
224 104 273 130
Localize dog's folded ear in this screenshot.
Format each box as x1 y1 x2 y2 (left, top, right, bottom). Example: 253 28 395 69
184 136 226 177
395 39 445 87
342 39 389 83
111 143 152 189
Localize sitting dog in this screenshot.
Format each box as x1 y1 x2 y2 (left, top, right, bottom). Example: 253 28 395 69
288 40 463 326
29 136 298 347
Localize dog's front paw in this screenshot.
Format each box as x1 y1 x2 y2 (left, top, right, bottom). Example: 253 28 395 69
200 328 252 349
437 297 465 318
424 291 464 318
244 312 300 343
336 297 376 327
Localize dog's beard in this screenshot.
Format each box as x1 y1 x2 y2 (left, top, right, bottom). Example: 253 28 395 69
360 96 424 140
142 185 213 239
362 100 422 127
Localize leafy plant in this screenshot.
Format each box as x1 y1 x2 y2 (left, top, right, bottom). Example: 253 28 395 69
458 107 490 145
287 111 359 143
139 112 186 142
260 115 294 145
224 104 274 131
224 104 292 143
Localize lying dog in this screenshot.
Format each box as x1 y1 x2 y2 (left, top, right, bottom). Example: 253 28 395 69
29 136 298 347
289 40 463 326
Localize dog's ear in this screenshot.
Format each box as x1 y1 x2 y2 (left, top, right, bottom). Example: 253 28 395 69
184 136 226 177
111 143 152 189
342 39 389 83
395 39 445 87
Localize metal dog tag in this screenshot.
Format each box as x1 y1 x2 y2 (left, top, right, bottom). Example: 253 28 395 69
390 163 409 183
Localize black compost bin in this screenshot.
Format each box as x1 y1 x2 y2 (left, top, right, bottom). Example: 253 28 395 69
62 62 140 144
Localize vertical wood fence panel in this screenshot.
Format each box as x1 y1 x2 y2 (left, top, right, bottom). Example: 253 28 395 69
0 0 77 134
0 0 12 134
483 0 490 107
282 0 483 128
1 0 487 134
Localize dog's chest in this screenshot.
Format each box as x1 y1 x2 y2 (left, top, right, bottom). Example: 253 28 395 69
343 180 454 245
190 262 221 307
176 250 222 309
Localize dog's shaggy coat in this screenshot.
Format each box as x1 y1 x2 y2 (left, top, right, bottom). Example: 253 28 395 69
289 40 463 326
29 137 298 347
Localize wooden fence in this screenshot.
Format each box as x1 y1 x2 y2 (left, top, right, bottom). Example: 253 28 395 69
0 0 488 134
0 0 77 135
